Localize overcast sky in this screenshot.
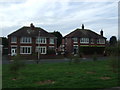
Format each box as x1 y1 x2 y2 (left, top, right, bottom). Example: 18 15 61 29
0 0 119 40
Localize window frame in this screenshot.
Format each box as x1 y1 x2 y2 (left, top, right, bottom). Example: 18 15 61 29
20 37 32 44
11 37 17 43
72 38 78 43
20 46 32 54
80 38 89 44
36 46 46 54
36 37 46 44
49 38 54 44
97 39 105 44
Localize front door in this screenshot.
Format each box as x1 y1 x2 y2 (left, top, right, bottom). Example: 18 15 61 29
11 48 17 56
73 45 78 54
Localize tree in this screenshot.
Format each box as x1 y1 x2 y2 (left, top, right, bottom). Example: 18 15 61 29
51 31 63 48
2 37 8 54
109 36 117 46
2 37 8 48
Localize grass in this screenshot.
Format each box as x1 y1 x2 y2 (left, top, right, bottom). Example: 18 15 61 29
2 59 119 88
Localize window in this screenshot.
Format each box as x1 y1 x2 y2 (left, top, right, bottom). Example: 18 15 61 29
91 39 94 44
20 46 32 54
49 46 54 50
11 37 17 43
20 37 31 43
80 38 89 44
50 38 54 44
36 46 46 54
36 37 46 44
72 38 78 43
97 39 105 44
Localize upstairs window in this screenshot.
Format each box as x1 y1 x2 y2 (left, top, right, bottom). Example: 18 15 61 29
11 37 17 43
50 38 54 44
72 38 78 43
36 37 46 44
20 37 32 43
80 38 89 44
97 39 105 44
91 39 94 44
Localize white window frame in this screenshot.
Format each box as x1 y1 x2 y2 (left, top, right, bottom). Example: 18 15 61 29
50 38 54 44
36 37 46 44
91 39 94 44
97 39 105 44
72 38 78 43
11 37 17 43
20 46 32 54
36 46 46 54
80 38 89 44
20 37 32 44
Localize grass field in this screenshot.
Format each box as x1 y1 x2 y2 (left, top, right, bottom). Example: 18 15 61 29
2 60 119 88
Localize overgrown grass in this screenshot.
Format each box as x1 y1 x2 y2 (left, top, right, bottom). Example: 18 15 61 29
2 59 119 88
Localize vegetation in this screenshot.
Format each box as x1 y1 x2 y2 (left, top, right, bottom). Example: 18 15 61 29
47 49 55 55
51 31 63 48
2 37 8 55
109 36 117 46
3 60 119 88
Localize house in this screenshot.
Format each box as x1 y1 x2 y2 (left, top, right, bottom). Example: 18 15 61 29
8 23 57 59
61 24 107 55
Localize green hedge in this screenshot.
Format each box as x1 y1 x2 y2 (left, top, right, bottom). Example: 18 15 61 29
79 47 105 55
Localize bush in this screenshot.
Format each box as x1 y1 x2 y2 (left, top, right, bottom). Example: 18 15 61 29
47 49 55 55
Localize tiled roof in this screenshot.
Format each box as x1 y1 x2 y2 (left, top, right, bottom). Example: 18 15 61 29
8 26 56 38
64 28 106 39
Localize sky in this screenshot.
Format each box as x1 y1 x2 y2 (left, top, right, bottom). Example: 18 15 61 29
0 0 119 40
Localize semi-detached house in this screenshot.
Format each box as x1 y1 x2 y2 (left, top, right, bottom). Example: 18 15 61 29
8 23 57 59
61 24 107 54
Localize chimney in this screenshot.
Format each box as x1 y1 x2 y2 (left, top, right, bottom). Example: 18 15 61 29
100 29 103 36
82 24 84 29
30 23 35 30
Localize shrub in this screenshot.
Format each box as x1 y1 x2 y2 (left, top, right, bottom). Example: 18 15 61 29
47 49 55 55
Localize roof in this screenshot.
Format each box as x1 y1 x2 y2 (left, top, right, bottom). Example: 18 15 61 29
64 28 106 39
8 26 56 38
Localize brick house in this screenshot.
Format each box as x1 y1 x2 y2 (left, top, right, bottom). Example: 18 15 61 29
61 24 107 55
8 23 57 59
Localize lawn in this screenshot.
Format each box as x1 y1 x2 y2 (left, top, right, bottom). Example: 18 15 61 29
2 59 119 88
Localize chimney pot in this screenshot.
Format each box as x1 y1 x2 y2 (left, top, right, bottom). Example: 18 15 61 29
30 23 35 30
100 29 103 36
82 24 84 29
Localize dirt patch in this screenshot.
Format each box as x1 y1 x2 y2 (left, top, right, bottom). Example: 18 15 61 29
36 80 55 85
86 71 96 74
66 72 74 74
100 77 111 80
